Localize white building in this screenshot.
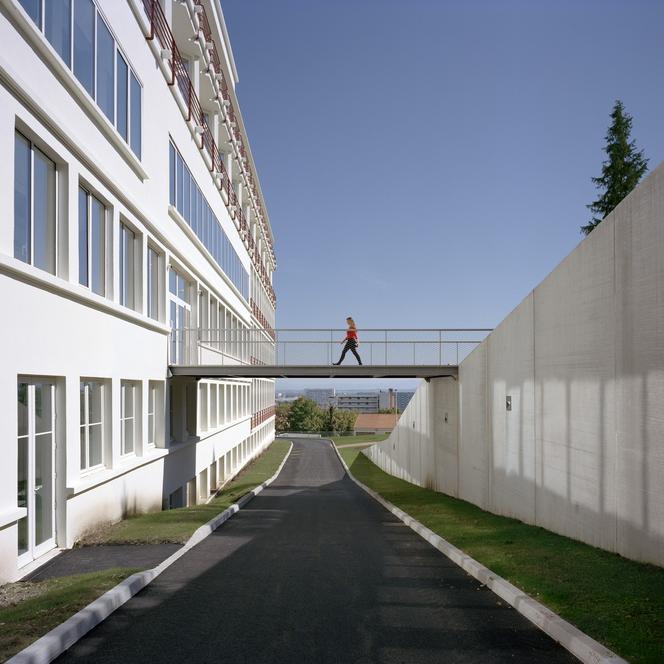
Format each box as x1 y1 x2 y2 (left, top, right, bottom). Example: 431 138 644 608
0 0 276 582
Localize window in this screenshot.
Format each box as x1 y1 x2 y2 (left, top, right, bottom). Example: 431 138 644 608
169 141 249 299
120 381 136 455
73 0 94 95
148 246 161 320
78 187 106 295
18 0 41 24
96 13 114 123
119 222 135 309
14 132 57 275
116 53 128 141
21 0 141 158
80 380 104 470
45 0 72 66
199 383 208 433
169 267 190 364
210 384 217 429
147 381 158 446
130 72 142 159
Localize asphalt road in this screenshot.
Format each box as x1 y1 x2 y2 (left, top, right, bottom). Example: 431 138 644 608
55 438 577 663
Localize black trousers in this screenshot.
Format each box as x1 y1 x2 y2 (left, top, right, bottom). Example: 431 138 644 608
337 339 362 365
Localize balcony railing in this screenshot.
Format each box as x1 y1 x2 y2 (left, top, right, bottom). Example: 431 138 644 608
140 0 276 306
252 406 276 429
169 328 491 367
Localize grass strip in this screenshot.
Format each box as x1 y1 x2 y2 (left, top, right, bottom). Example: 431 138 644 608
340 447 664 664
83 440 291 545
0 567 138 661
330 433 390 446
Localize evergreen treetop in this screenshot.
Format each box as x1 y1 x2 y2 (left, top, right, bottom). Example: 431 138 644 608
582 100 648 235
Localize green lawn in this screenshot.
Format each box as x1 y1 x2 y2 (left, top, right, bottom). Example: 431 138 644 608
330 433 390 446
340 448 664 664
0 568 138 661
83 440 291 545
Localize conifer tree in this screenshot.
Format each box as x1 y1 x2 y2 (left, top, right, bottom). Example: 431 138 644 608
582 100 648 235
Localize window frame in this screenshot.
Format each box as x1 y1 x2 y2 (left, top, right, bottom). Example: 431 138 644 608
147 244 163 321
119 220 137 310
14 131 59 275
78 185 107 296
120 380 136 456
80 379 105 473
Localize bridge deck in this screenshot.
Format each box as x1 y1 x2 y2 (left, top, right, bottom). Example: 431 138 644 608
169 364 458 379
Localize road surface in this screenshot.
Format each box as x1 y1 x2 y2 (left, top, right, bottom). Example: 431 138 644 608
56 438 576 663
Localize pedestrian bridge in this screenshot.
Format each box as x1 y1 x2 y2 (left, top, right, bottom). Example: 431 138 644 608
168 328 490 379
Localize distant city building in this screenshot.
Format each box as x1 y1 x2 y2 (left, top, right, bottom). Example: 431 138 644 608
304 388 336 408
335 392 380 413
397 391 415 411
378 389 397 411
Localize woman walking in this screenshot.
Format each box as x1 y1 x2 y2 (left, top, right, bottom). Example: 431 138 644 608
333 317 363 365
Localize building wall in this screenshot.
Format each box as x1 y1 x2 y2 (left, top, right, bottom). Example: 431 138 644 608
0 0 275 582
364 160 664 567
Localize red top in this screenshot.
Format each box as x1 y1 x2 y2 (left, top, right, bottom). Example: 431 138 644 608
346 328 358 340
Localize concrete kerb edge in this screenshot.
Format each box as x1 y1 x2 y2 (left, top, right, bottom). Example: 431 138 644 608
331 441 627 664
6 441 294 664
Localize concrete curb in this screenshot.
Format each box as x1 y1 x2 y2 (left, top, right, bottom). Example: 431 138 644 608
7 441 293 664
331 441 627 664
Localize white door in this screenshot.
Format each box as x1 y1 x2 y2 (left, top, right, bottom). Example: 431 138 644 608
17 380 56 567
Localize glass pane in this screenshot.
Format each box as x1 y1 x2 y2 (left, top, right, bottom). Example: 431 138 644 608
18 430 28 553
149 384 155 414
78 188 88 286
176 154 183 215
148 413 154 445
96 15 114 122
80 425 87 470
121 224 134 308
74 0 95 96
14 133 31 264
90 195 105 296
182 168 190 223
34 383 53 434
89 423 102 466
35 432 53 546
177 274 186 301
169 143 175 206
169 268 176 296
123 418 134 454
88 382 102 424
33 148 57 275
45 0 72 67
18 382 29 437
130 72 141 158
18 0 41 25
122 384 133 418
116 53 128 141
170 301 177 361
148 248 159 320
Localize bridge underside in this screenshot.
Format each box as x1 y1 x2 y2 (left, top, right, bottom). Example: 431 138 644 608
169 365 458 379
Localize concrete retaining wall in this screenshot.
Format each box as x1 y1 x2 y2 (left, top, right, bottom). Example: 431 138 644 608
364 161 664 567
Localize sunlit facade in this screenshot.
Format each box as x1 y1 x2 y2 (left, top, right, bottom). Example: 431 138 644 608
0 0 276 582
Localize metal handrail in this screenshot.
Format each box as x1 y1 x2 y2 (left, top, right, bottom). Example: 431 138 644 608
168 327 491 367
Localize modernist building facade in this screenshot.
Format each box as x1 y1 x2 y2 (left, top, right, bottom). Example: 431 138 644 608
0 0 276 582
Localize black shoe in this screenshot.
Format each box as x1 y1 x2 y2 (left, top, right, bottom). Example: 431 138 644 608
333 362 340 366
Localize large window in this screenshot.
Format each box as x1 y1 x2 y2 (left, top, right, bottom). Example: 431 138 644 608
80 380 104 470
19 0 141 158
78 187 106 296
147 246 162 320
169 268 190 364
119 222 136 310
120 381 137 455
169 141 249 299
14 132 57 275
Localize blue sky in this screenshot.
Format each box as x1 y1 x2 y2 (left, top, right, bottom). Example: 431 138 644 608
221 0 664 390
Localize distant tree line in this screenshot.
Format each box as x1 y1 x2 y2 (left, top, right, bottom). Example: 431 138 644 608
276 397 357 434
